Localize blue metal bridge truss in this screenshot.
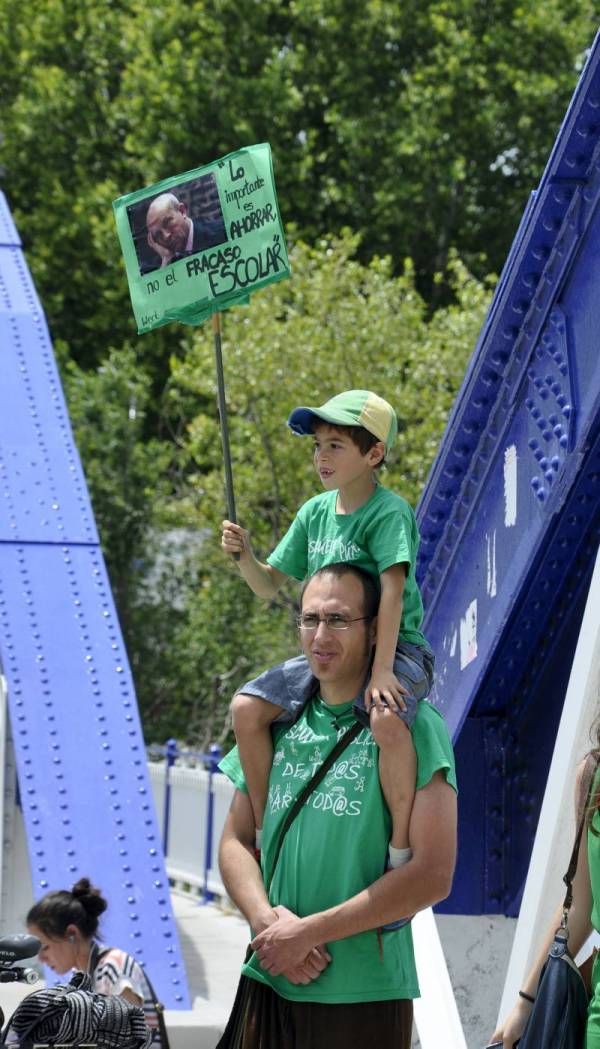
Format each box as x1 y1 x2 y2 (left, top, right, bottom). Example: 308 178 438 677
0 196 190 1006
419 32 600 915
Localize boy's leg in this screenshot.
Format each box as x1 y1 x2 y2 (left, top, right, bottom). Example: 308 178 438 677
370 706 416 851
363 644 434 931
231 692 285 839
231 654 318 841
353 641 433 728
373 641 433 846
370 705 416 931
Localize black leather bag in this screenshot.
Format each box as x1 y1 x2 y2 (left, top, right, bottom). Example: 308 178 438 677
517 928 588 1048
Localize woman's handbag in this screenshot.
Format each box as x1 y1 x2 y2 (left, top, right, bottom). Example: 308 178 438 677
517 753 600 1048
516 928 588 1048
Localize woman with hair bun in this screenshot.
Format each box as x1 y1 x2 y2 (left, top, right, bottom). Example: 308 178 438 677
26 877 163 1046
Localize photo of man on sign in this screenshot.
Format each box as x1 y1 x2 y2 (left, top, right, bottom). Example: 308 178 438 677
128 173 227 275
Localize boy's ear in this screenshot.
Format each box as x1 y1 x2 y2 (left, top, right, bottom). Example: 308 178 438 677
367 441 385 468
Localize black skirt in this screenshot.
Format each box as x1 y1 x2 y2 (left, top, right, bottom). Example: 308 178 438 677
216 974 413 1049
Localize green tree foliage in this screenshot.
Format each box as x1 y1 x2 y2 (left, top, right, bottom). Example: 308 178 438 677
63 347 171 634
114 0 595 292
0 0 593 372
0 0 587 740
146 234 491 743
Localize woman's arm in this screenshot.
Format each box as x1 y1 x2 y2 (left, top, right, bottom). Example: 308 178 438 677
490 760 594 1047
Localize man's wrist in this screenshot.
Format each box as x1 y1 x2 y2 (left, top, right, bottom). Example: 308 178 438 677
250 904 278 935
299 912 327 948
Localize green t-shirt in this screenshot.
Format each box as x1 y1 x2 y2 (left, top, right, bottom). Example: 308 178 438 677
267 485 426 646
588 771 600 932
219 699 456 1004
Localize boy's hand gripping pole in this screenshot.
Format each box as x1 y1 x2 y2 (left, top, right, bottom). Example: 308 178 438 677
212 312 239 560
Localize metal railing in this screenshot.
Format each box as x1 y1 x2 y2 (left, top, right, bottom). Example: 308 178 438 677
147 741 234 900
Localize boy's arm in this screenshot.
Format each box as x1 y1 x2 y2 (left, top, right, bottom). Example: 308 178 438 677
251 769 457 973
221 520 288 599
367 563 408 707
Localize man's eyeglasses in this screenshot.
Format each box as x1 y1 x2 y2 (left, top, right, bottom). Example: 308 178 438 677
296 614 372 632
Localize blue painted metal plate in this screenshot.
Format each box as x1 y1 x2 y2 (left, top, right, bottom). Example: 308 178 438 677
419 34 600 914
0 192 20 249
0 190 190 1005
0 542 188 1002
0 256 99 544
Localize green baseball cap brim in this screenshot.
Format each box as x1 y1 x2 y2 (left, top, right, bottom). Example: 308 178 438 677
287 389 397 455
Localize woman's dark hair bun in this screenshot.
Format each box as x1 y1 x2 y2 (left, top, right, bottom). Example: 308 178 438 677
26 877 108 939
71 878 107 919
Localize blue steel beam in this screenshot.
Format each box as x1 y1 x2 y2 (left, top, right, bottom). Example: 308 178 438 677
418 34 600 914
0 190 190 1006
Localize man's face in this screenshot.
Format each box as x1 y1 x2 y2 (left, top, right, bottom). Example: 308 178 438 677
147 200 189 255
300 571 375 697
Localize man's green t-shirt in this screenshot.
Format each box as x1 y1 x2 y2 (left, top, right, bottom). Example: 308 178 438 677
220 699 456 1004
266 485 426 646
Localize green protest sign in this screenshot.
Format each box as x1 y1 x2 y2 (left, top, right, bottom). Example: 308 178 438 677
112 143 289 334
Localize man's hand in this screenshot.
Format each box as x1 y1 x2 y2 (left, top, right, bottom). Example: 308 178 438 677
365 667 409 712
279 946 331 985
147 229 173 266
251 905 331 979
221 519 251 559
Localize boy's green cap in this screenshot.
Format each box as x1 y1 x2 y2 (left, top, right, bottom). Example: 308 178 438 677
288 390 398 455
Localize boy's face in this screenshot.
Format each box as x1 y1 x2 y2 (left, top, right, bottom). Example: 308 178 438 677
312 423 383 492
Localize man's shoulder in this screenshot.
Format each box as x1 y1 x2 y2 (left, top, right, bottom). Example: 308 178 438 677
193 214 221 232
412 701 457 792
414 699 450 732
192 214 226 248
219 744 246 791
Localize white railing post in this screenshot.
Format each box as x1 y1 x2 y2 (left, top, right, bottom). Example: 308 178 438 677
413 908 467 1048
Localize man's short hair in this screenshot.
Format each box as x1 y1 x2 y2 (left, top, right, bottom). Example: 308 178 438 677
300 562 380 620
